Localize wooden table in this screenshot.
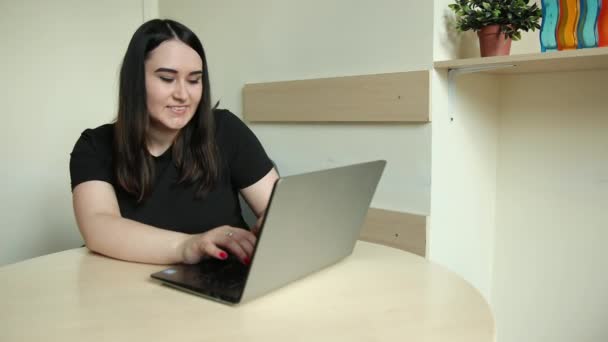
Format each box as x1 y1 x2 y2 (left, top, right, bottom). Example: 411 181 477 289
0 241 494 341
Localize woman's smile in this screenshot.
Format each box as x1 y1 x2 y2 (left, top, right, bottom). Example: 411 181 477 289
167 105 189 115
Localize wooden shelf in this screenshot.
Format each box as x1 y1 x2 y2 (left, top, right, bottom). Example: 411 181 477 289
434 47 608 74
243 70 430 122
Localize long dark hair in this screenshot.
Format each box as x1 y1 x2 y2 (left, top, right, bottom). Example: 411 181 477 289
114 19 219 202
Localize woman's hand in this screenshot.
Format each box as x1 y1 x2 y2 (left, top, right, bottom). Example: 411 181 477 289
179 226 257 265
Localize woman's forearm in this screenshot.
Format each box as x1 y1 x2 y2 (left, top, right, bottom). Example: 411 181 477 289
81 214 190 265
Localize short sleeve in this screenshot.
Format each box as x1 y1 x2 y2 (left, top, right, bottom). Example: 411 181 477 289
69 127 114 190
217 110 274 189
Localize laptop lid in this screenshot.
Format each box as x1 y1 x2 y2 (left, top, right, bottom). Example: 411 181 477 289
240 160 385 302
151 160 386 304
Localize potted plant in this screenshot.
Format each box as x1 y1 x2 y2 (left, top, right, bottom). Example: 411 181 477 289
448 0 542 57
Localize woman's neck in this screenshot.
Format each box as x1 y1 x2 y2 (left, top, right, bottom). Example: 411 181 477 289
146 124 179 157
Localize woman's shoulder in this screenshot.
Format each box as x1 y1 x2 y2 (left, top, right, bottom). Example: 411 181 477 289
72 123 115 157
213 108 240 126
84 123 114 138
213 108 248 137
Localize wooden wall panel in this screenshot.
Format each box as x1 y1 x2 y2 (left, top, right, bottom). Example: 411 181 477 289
243 71 430 122
360 208 427 257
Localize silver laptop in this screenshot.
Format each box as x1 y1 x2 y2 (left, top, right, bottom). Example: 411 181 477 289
151 160 386 304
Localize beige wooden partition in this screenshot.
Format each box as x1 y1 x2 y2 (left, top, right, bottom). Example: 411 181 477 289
360 208 426 257
243 70 431 122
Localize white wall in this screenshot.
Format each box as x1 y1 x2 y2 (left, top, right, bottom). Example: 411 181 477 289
431 0 501 302
429 70 500 301
493 71 608 342
159 0 434 215
0 0 145 266
434 0 462 61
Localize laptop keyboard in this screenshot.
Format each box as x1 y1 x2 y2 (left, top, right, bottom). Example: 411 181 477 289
188 256 249 290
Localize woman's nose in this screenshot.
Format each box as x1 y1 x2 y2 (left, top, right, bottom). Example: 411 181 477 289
172 80 187 101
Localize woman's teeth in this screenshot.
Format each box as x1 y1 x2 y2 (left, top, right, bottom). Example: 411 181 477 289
169 106 187 114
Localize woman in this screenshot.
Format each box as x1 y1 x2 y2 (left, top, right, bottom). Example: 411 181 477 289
70 19 278 266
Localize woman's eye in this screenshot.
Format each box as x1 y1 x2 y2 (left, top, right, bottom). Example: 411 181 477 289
159 76 174 82
188 78 201 84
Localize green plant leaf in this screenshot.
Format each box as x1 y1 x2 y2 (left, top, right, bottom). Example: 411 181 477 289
447 0 541 39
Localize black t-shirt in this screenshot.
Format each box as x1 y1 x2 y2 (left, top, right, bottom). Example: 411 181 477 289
69 109 273 234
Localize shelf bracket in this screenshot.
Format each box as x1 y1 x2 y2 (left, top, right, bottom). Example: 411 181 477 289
447 64 515 122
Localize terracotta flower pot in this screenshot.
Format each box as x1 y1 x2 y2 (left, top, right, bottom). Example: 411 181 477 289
477 25 512 57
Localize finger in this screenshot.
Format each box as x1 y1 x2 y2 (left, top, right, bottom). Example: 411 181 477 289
230 229 256 257
233 228 257 248
238 237 255 258
200 240 229 261
218 236 250 264
221 227 256 251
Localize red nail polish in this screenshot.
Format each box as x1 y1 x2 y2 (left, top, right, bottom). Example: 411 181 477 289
243 257 250 265
219 252 228 259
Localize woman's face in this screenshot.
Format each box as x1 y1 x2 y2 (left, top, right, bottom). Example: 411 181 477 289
144 39 203 134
